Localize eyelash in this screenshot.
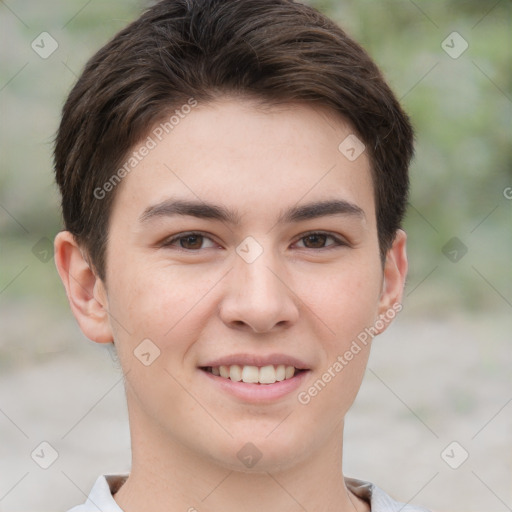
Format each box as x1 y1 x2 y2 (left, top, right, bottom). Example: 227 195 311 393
160 231 348 251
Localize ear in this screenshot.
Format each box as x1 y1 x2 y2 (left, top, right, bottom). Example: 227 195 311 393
54 231 113 344
375 229 408 334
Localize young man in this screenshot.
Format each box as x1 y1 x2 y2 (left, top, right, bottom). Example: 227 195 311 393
54 0 430 510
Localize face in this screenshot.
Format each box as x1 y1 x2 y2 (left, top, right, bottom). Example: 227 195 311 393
56 96 407 473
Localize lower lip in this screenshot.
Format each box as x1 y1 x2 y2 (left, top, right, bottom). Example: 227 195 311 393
199 369 310 403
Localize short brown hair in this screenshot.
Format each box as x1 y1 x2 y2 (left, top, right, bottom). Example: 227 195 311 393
54 0 414 281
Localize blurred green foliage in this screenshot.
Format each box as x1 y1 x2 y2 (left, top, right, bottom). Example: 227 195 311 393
0 0 510 314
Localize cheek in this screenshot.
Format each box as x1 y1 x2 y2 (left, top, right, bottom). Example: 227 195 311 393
295 257 383 343
294 263 380 422
107 258 219 351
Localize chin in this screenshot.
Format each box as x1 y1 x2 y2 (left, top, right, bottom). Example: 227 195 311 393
205 430 307 474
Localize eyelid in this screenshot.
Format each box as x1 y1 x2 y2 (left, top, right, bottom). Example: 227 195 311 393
159 231 219 250
292 230 349 249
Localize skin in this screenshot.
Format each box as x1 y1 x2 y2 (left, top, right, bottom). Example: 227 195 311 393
55 96 407 512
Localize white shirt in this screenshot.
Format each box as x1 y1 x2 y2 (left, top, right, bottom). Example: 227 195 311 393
66 474 431 511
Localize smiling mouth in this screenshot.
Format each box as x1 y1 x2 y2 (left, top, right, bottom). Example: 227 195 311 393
200 364 307 385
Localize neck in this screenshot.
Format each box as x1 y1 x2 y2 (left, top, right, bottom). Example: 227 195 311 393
114 410 368 512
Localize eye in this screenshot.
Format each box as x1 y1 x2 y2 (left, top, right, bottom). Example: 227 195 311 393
161 232 217 251
294 232 347 250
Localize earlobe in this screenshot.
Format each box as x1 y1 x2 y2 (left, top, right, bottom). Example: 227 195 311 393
54 231 113 344
376 229 408 332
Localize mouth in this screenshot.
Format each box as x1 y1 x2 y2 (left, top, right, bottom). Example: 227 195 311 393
200 364 307 385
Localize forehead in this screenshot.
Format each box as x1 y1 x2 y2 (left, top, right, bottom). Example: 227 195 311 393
109 97 375 228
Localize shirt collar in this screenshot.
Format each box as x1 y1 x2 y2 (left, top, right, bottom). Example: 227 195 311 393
83 474 430 512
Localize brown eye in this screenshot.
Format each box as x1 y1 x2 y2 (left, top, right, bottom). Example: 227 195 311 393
161 232 217 251
179 234 204 250
302 233 328 248
295 232 346 250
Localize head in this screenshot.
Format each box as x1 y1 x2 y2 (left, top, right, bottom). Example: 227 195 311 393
54 0 413 474
55 0 413 282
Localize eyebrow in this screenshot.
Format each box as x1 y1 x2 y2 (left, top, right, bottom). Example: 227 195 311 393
139 198 365 225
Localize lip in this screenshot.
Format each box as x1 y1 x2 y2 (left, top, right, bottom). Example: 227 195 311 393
199 353 310 370
199 367 311 403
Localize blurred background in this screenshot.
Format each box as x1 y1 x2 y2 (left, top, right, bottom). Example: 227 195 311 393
0 1 510 511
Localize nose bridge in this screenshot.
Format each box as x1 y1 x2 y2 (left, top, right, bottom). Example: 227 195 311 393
220 238 299 332
239 251 281 302
235 234 280 291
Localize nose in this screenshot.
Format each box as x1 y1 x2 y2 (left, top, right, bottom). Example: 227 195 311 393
218 249 300 334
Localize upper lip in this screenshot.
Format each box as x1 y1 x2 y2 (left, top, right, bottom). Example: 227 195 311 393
199 353 310 370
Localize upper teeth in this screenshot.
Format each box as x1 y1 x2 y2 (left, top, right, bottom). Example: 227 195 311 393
209 364 296 384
